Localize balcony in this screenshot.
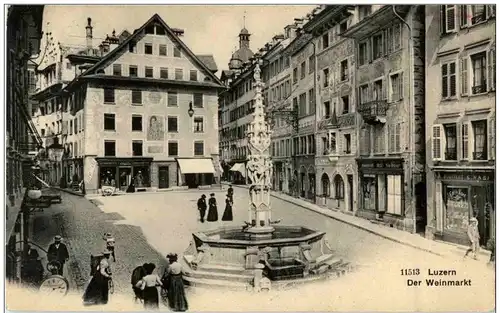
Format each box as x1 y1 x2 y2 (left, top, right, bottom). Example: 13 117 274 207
444 149 457 161
472 83 487 95
473 151 487 161
357 100 388 124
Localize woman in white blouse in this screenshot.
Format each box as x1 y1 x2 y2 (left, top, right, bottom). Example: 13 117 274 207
166 253 188 312
140 263 163 310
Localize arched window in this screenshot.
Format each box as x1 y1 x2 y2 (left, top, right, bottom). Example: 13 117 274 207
334 174 344 199
321 173 330 197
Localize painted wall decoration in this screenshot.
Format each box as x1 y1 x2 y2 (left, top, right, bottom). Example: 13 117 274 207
148 145 164 154
147 115 165 141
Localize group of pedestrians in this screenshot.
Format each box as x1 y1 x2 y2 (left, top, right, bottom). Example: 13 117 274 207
197 185 234 223
131 253 188 311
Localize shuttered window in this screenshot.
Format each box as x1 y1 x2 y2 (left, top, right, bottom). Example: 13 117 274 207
441 62 456 98
488 48 496 91
445 5 457 33
461 58 468 95
432 125 443 160
461 123 469 160
488 116 495 159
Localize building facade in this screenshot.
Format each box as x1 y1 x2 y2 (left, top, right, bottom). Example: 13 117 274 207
425 5 496 245
343 5 427 233
6 4 45 282
303 6 359 213
59 14 223 194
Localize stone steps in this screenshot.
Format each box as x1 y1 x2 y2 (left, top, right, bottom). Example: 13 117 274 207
183 275 249 290
197 263 249 275
184 269 253 283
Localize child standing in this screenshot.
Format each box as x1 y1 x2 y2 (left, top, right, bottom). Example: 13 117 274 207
103 233 116 262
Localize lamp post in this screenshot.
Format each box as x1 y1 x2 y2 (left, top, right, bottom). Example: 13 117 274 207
188 101 194 117
47 137 64 186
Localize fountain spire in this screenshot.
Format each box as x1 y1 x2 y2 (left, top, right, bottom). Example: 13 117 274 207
245 55 275 239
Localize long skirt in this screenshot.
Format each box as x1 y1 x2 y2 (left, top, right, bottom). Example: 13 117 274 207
143 286 159 310
207 205 218 222
167 274 188 312
83 274 109 305
221 204 233 221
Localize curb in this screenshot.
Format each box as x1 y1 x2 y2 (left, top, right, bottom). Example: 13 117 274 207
227 184 448 257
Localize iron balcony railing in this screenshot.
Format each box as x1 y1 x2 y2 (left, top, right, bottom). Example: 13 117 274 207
357 100 389 119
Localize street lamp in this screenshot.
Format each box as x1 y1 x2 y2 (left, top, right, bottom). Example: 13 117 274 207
188 101 194 117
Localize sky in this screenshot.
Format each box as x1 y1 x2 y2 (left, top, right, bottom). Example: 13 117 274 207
41 5 316 73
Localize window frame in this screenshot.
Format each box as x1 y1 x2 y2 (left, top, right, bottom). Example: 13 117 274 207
193 140 205 156
193 93 204 108
193 116 204 133
167 115 179 133
129 65 138 77
145 66 154 78
189 70 198 81
131 114 143 132
167 140 179 156
131 90 142 105
104 140 116 157
175 68 183 80
173 46 181 58
159 44 167 56
160 67 168 79
340 59 349 82
132 140 143 156
112 64 122 76
103 88 115 104
144 43 153 55
441 60 457 99
167 91 178 107
103 113 116 131
389 71 403 103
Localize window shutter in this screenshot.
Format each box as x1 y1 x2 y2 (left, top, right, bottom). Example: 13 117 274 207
351 132 357 155
488 48 496 91
441 64 448 98
432 124 443 161
446 5 457 32
488 116 495 160
387 27 393 54
460 5 469 28
461 57 469 96
395 123 401 152
457 121 463 159
450 62 457 97
440 5 446 35
435 181 443 231
382 77 387 100
388 124 394 153
466 122 473 159
339 133 344 155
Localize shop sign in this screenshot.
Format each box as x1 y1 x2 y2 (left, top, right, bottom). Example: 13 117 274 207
438 172 493 182
358 159 403 171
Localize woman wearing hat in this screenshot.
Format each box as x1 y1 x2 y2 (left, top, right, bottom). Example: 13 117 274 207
465 216 480 260
83 250 112 306
222 194 233 221
165 254 188 312
206 193 218 222
140 263 163 310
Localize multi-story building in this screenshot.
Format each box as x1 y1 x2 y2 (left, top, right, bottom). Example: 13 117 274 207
281 16 318 201
219 26 257 183
342 5 427 233
6 4 45 282
263 32 293 193
58 14 223 194
303 5 359 213
425 5 496 245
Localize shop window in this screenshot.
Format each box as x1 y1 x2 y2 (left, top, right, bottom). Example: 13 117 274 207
444 186 469 232
168 141 178 156
159 44 167 56
132 115 142 131
387 175 402 215
113 64 122 76
104 140 116 156
194 141 204 156
363 175 377 210
167 116 178 132
168 91 177 106
193 117 204 133
145 67 153 78
132 140 143 156
193 93 203 108
104 88 115 104
100 166 116 187
472 120 487 160
160 67 168 79
132 90 142 105
104 114 115 131
334 175 344 200
444 123 457 160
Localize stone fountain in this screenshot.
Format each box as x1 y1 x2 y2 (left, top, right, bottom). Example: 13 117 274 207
182 56 352 291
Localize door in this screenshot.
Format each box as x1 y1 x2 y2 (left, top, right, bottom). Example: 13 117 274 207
119 167 132 191
347 174 354 211
158 166 169 189
415 182 427 233
185 174 197 188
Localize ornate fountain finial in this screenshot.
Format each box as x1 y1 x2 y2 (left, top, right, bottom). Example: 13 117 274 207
245 55 275 239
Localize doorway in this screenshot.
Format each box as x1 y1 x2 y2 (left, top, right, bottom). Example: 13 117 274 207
119 167 132 191
415 182 427 234
185 174 197 188
158 166 169 189
347 174 354 211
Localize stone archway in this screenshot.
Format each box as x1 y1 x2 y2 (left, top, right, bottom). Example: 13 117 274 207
333 174 345 203
321 173 330 206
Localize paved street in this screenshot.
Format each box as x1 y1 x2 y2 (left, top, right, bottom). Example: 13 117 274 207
7 188 495 311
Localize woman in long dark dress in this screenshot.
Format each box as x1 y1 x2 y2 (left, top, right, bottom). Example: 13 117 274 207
166 254 188 312
222 194 233 221
83 251 112 306
140 263 162 310
206 193 218 222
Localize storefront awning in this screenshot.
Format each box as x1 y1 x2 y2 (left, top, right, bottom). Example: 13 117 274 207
229 163 246 175
177 158 215 174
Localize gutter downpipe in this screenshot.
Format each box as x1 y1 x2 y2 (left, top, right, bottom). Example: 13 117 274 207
312 39 317 205
393 5 416 234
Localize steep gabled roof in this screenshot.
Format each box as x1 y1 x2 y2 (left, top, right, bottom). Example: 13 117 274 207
196 54 218 72
69 14 223 89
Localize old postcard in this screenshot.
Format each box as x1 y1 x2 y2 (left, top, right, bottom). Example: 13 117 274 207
5 3 496 312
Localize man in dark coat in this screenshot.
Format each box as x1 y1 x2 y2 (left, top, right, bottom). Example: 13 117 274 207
228 185 234 203
47 235 69 275
197 194 207 223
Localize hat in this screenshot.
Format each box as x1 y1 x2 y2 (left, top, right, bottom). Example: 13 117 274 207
201 194 206 198
54 235 62 241
166 253 178 259
210 193 215 196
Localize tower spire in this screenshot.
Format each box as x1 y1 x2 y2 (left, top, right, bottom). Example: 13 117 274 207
243 10 246 28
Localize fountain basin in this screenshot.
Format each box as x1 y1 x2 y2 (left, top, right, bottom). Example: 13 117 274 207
182 225 352 290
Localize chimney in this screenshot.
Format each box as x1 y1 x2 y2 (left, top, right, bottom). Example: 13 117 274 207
85 17 93 55
171 28 185 37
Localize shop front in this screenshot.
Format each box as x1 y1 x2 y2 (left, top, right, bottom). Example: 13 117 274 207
433 170 495 246
357 158 407 229
176 157 216 188
95 157 153 192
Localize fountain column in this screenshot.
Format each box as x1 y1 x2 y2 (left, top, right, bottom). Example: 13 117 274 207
245 55 275 239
